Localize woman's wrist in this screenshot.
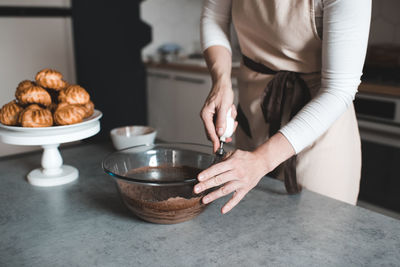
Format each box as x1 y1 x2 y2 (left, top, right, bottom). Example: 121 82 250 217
203 46 232 85
210 71 231 86
211 74 232 93
253 132 296 174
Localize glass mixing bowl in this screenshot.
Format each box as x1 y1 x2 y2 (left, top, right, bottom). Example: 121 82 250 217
102 143 216 224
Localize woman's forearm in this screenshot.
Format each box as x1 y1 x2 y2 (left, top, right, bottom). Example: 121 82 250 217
203 46 232 84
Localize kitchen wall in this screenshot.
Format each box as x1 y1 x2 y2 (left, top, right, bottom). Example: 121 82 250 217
140 0 203 59
0 0 75 157
141 0 400 58
370 0 400 44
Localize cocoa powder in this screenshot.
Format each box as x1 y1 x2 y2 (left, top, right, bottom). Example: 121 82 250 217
117 166 206 224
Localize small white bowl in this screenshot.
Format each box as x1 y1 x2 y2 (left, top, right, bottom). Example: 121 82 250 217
110 126 157 150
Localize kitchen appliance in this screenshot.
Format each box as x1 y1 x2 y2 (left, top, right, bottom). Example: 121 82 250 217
216 108 235 156
102 143 215 224
354 88 400 213
355 92 400 147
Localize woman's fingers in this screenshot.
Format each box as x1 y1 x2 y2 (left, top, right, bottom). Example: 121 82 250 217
195 147 277 214
202 181 241 204
198 160 232 182
194 170 237 194
230 104 237 119
215 105 230 137
221 189 247 214
200 107 220 151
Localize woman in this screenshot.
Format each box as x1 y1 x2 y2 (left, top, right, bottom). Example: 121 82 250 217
194 0 371 214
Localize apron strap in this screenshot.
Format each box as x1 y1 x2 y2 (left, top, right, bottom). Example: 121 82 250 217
236 104 253 138
241 55 311 194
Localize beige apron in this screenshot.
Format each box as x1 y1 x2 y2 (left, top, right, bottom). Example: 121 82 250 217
232 0 362 205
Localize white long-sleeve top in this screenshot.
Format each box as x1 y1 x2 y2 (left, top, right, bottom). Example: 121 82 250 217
201 0 371 153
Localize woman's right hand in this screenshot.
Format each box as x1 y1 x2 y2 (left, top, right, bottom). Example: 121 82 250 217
201 46 236 152
200 76 236 153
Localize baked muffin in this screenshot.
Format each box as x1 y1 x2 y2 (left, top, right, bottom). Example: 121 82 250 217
19 104 53 127
58 85 90 105
16 85 52 107
15 80 35 98
54 103 86 125
35 68 67 91
81 100 95 118
0 100 24 126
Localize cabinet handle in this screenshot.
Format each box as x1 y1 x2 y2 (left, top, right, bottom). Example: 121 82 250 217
148 73 170 79
174 76 205 84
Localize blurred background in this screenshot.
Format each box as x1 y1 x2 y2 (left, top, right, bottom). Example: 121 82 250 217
0 0 399 217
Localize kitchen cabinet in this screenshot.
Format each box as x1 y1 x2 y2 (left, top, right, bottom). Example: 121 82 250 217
147 68 238 146
354 86 400 212
358 140 400 213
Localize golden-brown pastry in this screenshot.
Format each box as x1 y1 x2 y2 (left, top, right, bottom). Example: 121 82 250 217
16 85 52 107
53 103 86 125
18 104 42 125
35 68 66 91
19 105 53 127
15 80 35 98
81 100 94 118
0 100 24 126
58 85 90 105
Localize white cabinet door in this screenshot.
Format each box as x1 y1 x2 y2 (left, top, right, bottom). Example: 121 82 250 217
147 68 239 147
147 70 212 145
147 71 180 142
171 73 212 145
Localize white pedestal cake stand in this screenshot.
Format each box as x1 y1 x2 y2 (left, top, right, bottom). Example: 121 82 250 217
0 110 102 187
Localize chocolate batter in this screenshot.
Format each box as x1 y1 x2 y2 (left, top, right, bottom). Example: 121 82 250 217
118 165 207 224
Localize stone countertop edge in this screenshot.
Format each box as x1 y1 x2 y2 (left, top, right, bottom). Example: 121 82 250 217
0 141 399 267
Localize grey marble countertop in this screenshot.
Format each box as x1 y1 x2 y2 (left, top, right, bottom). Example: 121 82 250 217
0 142 399 267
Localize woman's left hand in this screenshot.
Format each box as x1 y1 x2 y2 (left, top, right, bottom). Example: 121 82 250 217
194 149 271 214
194 133 296 214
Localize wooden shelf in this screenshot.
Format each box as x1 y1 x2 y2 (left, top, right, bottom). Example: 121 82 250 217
358 82 400 98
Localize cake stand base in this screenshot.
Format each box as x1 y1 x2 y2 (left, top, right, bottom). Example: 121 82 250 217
27 165 78 187
0 110 102 188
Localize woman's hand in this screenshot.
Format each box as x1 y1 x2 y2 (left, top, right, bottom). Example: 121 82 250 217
200 79 237 152
201 46 236 152
194 133 296 214
194 149 270 214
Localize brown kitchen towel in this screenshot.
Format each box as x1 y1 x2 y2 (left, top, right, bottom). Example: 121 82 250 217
238 55 312 194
